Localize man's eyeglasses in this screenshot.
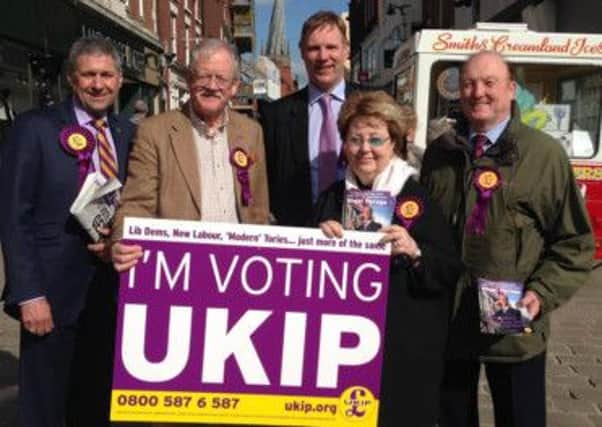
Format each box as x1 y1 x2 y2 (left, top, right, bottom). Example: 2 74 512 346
346 136 391 147
192 74 233 89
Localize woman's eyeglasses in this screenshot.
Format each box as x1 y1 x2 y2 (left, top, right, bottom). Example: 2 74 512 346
346 136 390 147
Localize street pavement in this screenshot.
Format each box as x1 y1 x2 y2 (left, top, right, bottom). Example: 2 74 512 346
0 256 600 426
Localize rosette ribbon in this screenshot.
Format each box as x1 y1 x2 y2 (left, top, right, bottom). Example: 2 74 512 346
466 168 502 235
230 147 253 206
395 196 424 230
59 124 95 187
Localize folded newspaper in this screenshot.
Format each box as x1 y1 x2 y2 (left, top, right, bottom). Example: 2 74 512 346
70 172 122 242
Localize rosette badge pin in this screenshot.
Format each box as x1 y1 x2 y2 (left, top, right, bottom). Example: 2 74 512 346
59 124 96 187
230 147 253 206
395 196 424 230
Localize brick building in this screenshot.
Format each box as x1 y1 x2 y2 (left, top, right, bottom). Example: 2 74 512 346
0 0 163 121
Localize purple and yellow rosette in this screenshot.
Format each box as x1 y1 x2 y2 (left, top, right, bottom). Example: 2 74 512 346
466 167 502 235
230 147 253 206
395 196 424 230
59 124 95 187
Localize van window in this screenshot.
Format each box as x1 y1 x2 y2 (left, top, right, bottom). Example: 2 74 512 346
428 61 602 159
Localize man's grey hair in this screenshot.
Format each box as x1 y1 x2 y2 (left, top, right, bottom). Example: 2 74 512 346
66 36 122 77
189 38 240 81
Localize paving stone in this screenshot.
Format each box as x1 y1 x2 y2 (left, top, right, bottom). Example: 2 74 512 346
567 385 601 401
574 365 602 378
553 398 599 414
547 383 571 398
547 375 592 388
548 412 595 427
555 355 600 365
587 415 602 427
548 363 582 376
549 343 575 356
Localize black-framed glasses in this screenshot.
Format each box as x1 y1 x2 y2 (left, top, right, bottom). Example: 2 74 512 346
346 136 391 147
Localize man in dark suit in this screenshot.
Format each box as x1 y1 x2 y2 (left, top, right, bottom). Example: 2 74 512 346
260 11 352 226
0 37 134 427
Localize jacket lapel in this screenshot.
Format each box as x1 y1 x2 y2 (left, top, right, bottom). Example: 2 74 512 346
52 99 80 196
56 97 78 125
227 111 245 211
170 108 202 214
290 88 309 167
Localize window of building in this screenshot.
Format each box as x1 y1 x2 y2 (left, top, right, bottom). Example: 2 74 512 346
185 25 190 66
152 0 157 33
171 13 178 57
427 60 602 158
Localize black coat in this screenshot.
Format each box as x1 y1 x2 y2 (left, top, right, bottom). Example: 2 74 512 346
259 83 360 227
313 178 462 426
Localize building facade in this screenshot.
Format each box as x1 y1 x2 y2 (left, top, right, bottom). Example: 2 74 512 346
156 0 256 113
0 0 262 119
0 0 163 125
349 0 422 91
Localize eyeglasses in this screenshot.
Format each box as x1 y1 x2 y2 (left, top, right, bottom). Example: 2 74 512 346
346 136 391 147
192 74 233 89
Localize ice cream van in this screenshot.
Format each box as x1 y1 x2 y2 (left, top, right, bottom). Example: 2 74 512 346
393 22 602 258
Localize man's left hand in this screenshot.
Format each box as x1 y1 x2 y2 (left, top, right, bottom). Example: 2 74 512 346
520 290 542 319
87 227 111 262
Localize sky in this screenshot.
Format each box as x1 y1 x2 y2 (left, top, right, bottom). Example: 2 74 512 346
253 0 349 86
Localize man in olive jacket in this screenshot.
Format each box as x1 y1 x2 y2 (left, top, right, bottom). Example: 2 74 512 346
421 51 594 427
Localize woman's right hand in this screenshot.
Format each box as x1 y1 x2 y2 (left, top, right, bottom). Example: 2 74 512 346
320 220 344 238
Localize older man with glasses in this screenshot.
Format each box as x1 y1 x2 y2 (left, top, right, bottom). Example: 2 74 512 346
111 38 270 270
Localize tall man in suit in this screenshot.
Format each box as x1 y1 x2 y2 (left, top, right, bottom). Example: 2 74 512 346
0 37 134 427
260 11 351 226
111 38 269 273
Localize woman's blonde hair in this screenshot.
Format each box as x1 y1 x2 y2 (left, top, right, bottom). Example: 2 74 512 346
337 91 416 159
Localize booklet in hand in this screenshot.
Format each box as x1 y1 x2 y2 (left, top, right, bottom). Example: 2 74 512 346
69 172 122 242
477 278 533 335
343 190 395 232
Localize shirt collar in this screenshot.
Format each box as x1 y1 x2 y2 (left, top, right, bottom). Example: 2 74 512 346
73 96 108 126
469 116 510 145
190 105 229 138
308 79 346 105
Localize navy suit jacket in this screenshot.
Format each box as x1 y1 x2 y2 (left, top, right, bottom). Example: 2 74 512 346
0 98 134 326
259 83 360 227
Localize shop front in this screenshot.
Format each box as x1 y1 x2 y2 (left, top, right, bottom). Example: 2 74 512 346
0 0 163 119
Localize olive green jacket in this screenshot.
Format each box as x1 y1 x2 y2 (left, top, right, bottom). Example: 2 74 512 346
421 113 594 362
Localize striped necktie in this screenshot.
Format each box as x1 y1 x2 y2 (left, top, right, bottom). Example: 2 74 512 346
92 119 118 179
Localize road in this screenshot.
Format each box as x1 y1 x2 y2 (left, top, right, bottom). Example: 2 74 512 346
0 255 600 426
